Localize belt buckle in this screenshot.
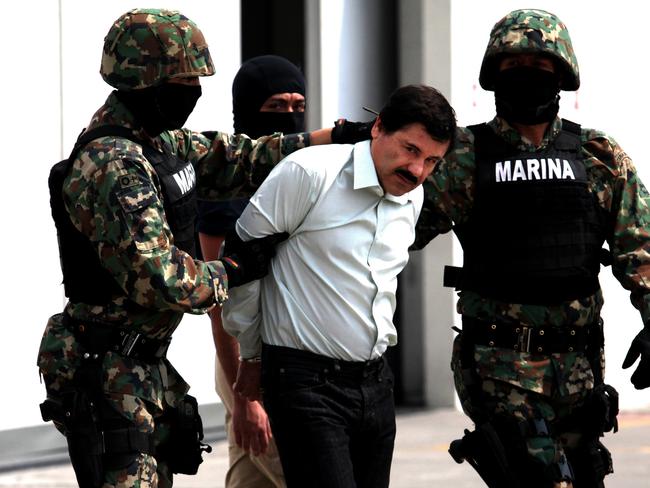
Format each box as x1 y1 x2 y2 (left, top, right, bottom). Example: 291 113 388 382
518 326 532 353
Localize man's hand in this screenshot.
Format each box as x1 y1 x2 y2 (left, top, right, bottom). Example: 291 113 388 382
622 328 650 389
233 359 263 401
221 230 289 288
232 396 272 456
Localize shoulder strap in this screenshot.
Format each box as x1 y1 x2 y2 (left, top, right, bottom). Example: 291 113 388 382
52 125 144 192
554 119 582 152
466 122 490 142
560 118 581 136
467 122 513 159
69 125 143 160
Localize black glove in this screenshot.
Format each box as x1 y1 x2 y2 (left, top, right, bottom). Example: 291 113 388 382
221 230 289 288
622 328 650 389
331 118 374 144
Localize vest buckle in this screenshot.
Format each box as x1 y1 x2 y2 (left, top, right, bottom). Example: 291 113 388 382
518 326 532 353
120 331 142 357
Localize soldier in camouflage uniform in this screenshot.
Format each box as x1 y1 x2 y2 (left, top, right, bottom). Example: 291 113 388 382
36 8 360 488
413 9 650 488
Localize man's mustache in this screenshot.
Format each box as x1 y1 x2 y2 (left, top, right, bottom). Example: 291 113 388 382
395 168 418 184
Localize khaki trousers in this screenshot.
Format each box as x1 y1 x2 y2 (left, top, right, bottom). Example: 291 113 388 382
215 356 286 488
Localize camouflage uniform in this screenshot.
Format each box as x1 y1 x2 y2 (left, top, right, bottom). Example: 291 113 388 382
37 9 308 488
414 9 650 487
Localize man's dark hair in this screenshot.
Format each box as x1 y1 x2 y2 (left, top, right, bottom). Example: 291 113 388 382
378 84 457 150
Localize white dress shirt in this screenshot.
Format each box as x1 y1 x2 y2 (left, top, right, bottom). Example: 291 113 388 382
222 140 423 361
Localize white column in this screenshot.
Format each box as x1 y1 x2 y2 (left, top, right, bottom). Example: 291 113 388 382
398 0 456 408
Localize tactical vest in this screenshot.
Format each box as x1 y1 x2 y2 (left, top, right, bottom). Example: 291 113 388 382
49 125 198 304
451 119 606 304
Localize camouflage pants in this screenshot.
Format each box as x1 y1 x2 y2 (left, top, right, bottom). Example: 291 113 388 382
451 334 597 480
103 394 175 488
51 391 174 488
102 400 173 488
103 452 168 488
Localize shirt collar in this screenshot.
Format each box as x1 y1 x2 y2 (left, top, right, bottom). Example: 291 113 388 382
352 140 414 205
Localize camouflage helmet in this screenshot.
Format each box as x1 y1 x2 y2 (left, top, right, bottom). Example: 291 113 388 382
479 9 579 91
100 8 215 90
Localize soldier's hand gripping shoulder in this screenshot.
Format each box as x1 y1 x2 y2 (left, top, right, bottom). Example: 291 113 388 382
622 328 650 389
331 118 375 144
221 230 289 288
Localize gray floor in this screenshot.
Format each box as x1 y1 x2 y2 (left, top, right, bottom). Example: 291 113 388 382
1 407 648 487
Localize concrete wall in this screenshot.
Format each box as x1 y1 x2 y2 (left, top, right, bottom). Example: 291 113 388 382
317 0 396 124
398 0 456 407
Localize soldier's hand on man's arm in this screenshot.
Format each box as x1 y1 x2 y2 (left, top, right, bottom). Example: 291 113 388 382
622 328 650 389
221 230 289 288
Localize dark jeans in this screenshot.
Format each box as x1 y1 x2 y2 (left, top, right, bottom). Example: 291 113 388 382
261 344 396 488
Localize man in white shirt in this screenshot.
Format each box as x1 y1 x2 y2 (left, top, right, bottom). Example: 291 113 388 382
223 84 456 488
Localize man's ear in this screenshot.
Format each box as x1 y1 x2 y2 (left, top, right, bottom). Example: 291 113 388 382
371 116 383 139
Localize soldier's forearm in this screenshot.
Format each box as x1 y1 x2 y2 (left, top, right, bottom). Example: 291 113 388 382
309 127 333 145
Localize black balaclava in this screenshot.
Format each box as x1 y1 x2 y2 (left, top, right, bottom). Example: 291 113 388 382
494 66 561 125
232 55 306 138
117 82 202 136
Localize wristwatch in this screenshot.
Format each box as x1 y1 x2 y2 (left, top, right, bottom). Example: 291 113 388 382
239 356 262 363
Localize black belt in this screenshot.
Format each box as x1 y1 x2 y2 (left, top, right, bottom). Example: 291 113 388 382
64 314 171 361
262 344 385 379
462 317 602 354
103 427 156 456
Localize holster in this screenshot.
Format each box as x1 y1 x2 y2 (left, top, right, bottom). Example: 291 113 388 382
156 394 212 475
551 382 619 442
586 383 619 434
41 389 104 488
40 355 155 487
566 439 613 488
451 416 580 487
449 422 521 488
